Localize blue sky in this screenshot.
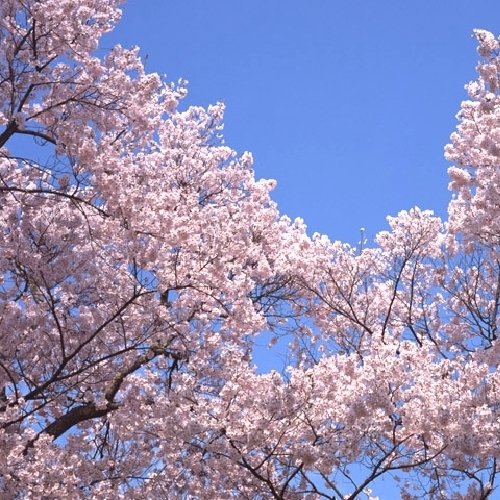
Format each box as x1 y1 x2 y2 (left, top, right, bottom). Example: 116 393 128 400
101 2 500 496
106 0 500 247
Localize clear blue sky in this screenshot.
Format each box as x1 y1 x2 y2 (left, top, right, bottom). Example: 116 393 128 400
104 4 500 496
105 0 500 247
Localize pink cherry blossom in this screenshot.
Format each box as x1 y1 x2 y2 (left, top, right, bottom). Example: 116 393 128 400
1 2 500 499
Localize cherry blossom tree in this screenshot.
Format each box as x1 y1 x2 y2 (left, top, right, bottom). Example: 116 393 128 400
1 1 500 498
